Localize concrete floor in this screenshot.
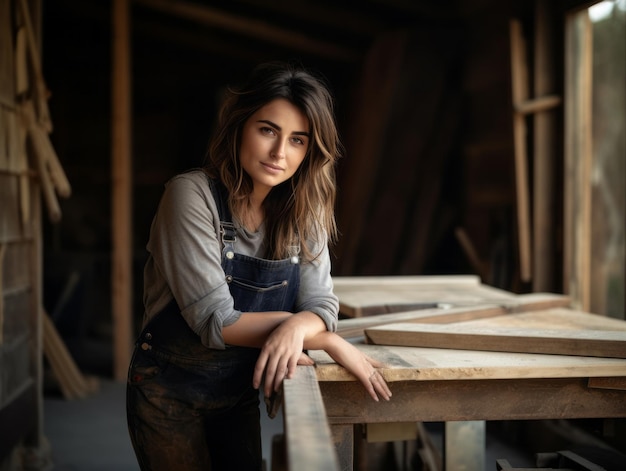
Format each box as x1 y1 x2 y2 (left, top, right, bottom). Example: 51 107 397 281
43 379 284 471
43 378 538 471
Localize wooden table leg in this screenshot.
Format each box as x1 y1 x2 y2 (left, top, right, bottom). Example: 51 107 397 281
331 424 354 471
444 421 485 471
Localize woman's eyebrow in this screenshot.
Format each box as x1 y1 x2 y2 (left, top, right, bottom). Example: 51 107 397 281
257 119 310 137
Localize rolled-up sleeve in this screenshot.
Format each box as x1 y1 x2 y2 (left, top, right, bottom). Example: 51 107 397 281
143 173 241 349
295 239 339 333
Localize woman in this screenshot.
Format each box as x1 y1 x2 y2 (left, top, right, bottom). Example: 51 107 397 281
127 61 391 471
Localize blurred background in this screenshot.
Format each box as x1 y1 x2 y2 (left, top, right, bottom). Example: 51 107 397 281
0 0 624 469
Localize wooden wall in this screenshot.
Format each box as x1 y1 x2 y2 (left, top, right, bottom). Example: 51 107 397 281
333 0 522 288
333 26 465 277
0 0 44 467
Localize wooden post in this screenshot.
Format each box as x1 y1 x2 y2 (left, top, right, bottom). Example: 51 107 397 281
564 10 593 312
510 19 533 283
111 0 133 381
533 0 557 292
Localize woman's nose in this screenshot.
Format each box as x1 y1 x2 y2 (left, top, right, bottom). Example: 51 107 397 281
271 139 287 159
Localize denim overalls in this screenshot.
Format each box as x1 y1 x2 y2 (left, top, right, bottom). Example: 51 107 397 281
127 179 300 471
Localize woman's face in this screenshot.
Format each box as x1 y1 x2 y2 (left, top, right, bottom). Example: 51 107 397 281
239 98 310 199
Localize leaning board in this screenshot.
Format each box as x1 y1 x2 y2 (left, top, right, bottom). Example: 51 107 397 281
365 308 626 359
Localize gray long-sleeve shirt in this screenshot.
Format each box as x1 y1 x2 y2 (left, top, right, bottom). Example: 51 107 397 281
142 170 339 349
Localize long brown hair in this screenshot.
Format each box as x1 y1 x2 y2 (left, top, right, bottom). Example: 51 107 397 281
204 62 341 261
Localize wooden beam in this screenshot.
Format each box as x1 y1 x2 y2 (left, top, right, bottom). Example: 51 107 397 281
111 0 133 381
510 19 532 283
17 0 52 132
515 94 561 115
532 0 559 292
336 293 571 338
365 320 626 358
564 10 593 311
282 366 340 471
233 0 383 36
134 0 361 62
320 377 626 423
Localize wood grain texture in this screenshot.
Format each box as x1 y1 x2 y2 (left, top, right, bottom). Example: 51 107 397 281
458 307 626 331
336 292 571 338
319 377 626 423
310 343 626 382
365 309 626 358
332 275 521 318
282 366 339 471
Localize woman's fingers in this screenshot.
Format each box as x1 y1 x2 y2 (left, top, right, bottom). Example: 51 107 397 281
255 350 304 397
297 351 315 366
367 369 392 402
252 350 268 390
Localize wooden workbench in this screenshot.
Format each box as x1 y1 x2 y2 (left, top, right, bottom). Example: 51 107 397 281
308 342 626 470
280 276 626 471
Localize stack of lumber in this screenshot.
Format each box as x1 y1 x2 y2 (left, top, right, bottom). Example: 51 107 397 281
332 275 626 359
327 275 626 470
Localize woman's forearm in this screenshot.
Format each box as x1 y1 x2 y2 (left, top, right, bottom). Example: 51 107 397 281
222 310 328 348
302 330 337 351
222 311 291 347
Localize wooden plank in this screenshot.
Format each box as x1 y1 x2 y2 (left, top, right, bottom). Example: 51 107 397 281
0 0 14 107
365 316 626 359
515 95 561 115
332 275 519 318
336 293 571 338
459 307 626 331
135 0 360 62
311 343 626 383
18 0 52 132
338 305 506 339
564 10 593 311
319 377 626 424
282 366 340 471
533 0 559 292
510 19 532 282
333 274 481 287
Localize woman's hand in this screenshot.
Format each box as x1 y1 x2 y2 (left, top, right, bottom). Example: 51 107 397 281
252 313 324 397
322 334 392 402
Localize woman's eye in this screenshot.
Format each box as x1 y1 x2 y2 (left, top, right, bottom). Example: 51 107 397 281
291 136 305 145
260 127 275 136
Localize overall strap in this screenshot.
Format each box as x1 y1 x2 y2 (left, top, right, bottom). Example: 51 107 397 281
207 177 237 258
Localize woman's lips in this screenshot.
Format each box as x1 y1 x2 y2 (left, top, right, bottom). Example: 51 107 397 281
261 162 283 174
